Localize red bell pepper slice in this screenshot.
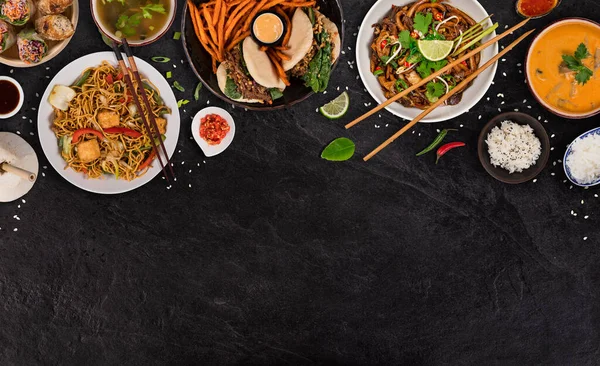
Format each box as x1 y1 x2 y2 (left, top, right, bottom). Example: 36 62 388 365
137 151 156 172
103 127 142 138
106 74 114 85
116 72 123 81
71 128 104 143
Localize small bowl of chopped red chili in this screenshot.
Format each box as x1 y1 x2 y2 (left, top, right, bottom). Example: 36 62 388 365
191 107 235 157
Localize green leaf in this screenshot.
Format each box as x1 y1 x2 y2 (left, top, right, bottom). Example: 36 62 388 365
413 12 432 35
399 30 412 49
575 66 593 85
562 54 581 69
321 138 355 161
425 81 445 103
116 14 128 29
224 77 241 99
194 82 202 101
172 81 185 92
128 12 143 27
416 59 448 78
141 3 166 19
424 32 445 41
302 29 332 93
575 43 589 61
269 88 283 100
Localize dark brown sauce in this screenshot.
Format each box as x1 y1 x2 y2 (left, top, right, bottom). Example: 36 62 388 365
0 80 20 115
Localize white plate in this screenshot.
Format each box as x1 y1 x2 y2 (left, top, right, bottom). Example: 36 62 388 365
356 0 498 123
0 132 38 202
37 51 180 194
191 107 235 157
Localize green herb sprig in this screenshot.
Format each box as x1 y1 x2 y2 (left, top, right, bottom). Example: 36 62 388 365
562 43 594 85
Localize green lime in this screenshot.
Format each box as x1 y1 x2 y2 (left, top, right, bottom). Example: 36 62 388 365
319 91 349 120
417 40 454 61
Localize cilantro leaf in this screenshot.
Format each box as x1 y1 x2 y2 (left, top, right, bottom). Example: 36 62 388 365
424 32 446 41
413 12 433 35
116 14 128 29
575 66 593 85
425 82 445 103
562 43 594 85
141 3 166 19
416 59 448 78
128 12 143 27
399 30 412 49
575 43 589 61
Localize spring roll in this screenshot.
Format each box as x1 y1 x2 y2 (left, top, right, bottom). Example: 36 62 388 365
35 14 74 40
0 0 35 26
17 28 47 64
37 0 71 15
0 19 15 53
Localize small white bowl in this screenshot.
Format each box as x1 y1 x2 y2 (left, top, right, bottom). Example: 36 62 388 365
191 107 235 157
91 0 176 46
0 76 24 119
563 126 600 187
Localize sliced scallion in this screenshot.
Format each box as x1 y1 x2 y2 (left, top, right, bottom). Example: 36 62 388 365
166 71 172 79
172 81 185 92
151 56 170 63
173 31 181 40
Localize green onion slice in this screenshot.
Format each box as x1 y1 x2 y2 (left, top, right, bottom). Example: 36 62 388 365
151 56 171 63
173 32 181 40
194 82 202 101
172 81 185 92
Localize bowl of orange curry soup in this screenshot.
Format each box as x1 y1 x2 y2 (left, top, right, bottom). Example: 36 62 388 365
526 18 600 119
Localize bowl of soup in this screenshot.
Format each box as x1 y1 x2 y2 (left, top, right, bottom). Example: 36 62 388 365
91 0 176 46
526 18 600 119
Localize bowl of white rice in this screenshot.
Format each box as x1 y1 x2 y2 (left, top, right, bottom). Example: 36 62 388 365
564 127 600 187
478 112 550 184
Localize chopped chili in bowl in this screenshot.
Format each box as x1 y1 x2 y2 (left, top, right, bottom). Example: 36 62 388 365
199 113 230 145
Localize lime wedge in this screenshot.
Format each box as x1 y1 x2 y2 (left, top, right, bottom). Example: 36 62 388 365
417 40 454 61
319 91 349 120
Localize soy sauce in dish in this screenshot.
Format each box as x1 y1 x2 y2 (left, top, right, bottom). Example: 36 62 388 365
0 80 20 115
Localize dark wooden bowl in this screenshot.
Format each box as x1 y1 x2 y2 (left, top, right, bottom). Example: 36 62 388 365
181 0 344 111
477 112 550 184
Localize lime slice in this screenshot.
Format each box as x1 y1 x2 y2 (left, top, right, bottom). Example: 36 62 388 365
417 40 454 61
319 91 349 120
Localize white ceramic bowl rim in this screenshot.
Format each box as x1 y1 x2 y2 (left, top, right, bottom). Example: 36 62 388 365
0 76 24 119
91 0 176 45
525 18 600 119
355 0 498 123
563 126 600 187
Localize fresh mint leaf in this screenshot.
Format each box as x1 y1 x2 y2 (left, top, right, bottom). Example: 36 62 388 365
575 43 589 61
413 12 432 35
141 3 166 19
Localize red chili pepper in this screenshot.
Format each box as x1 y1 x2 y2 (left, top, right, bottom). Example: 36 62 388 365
138 151 156 172
380 39 388 49
106 74 114 85
103 127 142 138
410 31 419 39
461 60 468 67
436 142 465 164
404 61 411 68
71 128 104 143
433 11 444 21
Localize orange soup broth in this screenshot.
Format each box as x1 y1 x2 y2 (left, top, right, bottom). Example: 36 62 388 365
528 22 600 115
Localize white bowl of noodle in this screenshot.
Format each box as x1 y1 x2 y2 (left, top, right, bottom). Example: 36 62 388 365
356 0 498 123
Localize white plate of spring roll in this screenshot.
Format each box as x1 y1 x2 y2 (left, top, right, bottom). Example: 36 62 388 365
0 0 78 67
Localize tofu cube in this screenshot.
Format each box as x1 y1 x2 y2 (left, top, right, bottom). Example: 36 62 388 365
97 110 120 128
77 140 101 163
155 117 167 135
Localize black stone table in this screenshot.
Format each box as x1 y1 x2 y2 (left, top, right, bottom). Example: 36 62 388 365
1 0 599 364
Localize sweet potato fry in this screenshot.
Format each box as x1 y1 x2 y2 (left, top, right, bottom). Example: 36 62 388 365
267 50 290 86
242 0 269 31
227 31 250 51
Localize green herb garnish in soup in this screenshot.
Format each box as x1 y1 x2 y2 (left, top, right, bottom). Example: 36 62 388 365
97 0 170 41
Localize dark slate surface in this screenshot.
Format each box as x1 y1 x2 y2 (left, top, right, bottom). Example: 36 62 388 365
1 0 599 364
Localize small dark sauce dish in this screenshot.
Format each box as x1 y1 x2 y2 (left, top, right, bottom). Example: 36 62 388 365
250 11 287 47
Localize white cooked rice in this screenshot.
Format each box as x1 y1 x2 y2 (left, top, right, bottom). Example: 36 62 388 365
486 120 541 174
0 144 20 189
566 133 600 184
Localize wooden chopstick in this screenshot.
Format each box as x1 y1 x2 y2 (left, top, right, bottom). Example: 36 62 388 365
120 39 176 180
345 17 531 129
363 28 536 162
110 41 171 182
0 162 36 182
